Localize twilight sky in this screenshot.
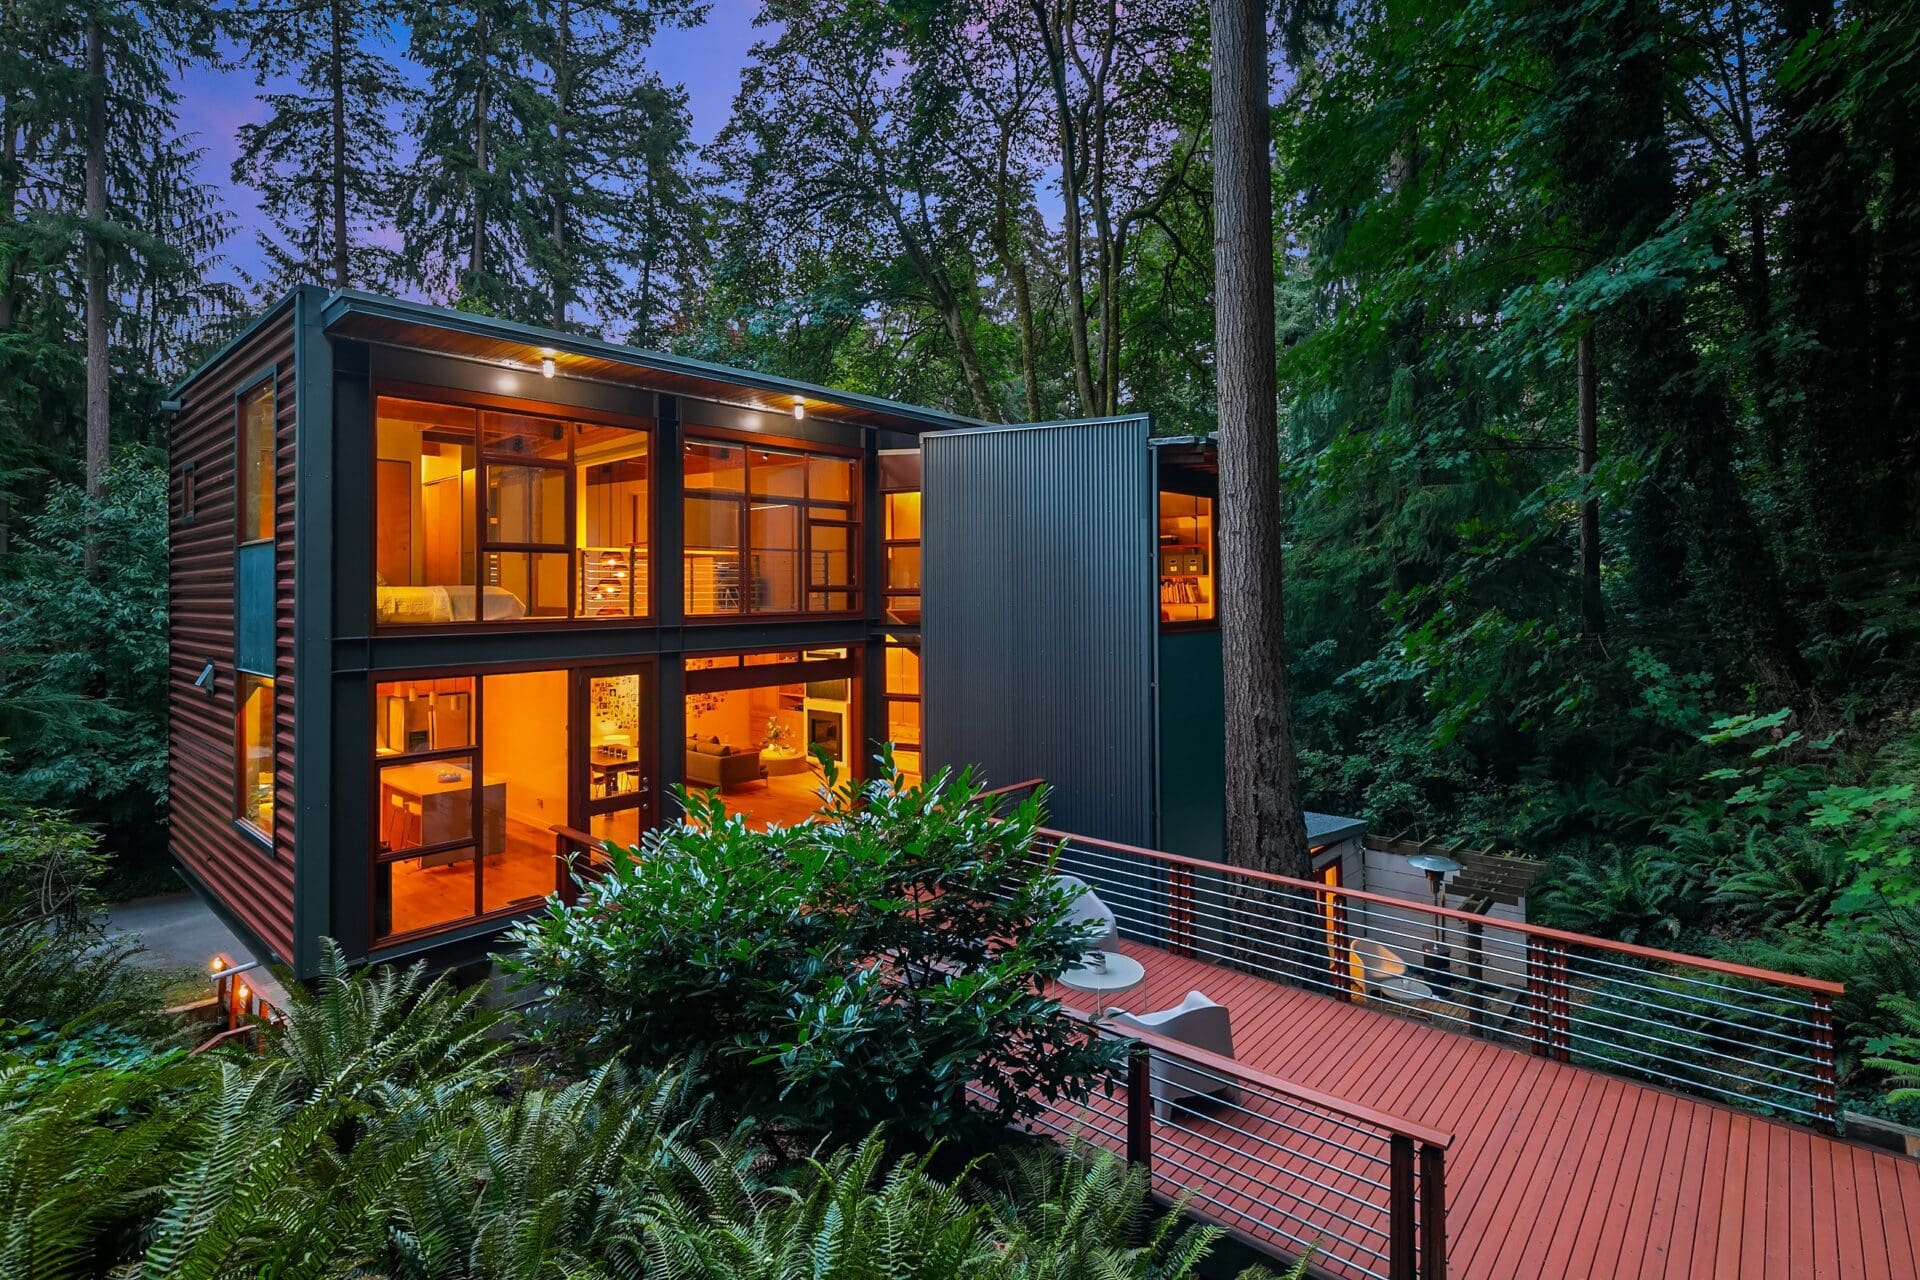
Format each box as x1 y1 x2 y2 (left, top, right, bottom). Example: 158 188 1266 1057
172 3 769 292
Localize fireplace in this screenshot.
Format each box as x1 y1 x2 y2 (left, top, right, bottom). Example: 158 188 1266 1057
808 707 845 762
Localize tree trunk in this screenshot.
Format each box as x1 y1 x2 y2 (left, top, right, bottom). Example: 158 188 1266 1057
84 18 109 516
1576 328 1603 635
468 17 490 292
329 0 349 288
1 89 16 558
1778 0 1880 543
1007 250 1042 422
1030 3 1098 414
1211 0 1310 881
550 0 571 327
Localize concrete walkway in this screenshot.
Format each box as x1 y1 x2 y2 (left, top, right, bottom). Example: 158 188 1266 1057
106 891 292 1007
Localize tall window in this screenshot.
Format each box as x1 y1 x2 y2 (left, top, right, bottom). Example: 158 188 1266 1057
683 439 859 617
236 674 274 837
1158 490 1216 626
883 638 922 786
372 670 569 940
374 393 651 625
882 490 920 624
239 383 274 543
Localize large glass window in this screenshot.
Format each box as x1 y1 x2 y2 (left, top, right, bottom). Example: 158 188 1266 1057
1158 490 1216 626
372 670 569 941
375 393 650 625
682 648 859 828
236 674 274 837
239 383 275 543
683 439 860 617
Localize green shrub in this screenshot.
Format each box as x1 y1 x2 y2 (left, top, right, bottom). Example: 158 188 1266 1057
0 808 172 1041
1866 995 1920 1107
648 1133 1251 1280
506 758 1128 1145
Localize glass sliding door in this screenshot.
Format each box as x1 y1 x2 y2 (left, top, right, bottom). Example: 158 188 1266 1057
580 667 654 871
372 669 570 943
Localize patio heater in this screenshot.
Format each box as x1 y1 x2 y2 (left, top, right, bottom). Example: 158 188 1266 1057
1405 852 1463 997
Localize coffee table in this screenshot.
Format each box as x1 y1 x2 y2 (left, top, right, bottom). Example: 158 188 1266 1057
1059 948 1146 1018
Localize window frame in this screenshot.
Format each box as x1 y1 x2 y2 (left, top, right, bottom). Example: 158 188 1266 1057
367 659 658 946
881 487 921 624
370 380 657 632
1157 484 1219 632
681 431 863 621
234 673 275 847
236 374 277 548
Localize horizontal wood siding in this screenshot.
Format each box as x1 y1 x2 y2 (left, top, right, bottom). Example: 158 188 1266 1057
169 305 298 963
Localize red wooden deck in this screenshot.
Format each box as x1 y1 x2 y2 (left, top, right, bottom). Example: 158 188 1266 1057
1056 939 1920 1280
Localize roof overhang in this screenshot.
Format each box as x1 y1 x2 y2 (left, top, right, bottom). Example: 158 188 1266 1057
318 290 986 435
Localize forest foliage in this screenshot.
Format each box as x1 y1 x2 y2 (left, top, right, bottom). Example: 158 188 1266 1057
1 1 1918 1089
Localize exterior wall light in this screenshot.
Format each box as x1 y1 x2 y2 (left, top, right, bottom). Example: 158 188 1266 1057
793 396 805 420
540 354 556 379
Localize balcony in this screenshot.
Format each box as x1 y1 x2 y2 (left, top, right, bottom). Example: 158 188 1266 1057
1013 823 1920 1280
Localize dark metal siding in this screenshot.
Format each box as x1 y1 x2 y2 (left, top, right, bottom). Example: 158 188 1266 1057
168 301 298 965
922 417 1155 845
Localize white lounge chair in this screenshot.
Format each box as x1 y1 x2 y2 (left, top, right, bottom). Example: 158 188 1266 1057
1110 990 1237 1119
1054 873 1119 951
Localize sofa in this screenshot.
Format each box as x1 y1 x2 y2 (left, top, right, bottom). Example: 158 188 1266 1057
684 735 763 792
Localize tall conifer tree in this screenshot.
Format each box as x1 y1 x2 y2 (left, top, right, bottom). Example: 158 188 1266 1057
232 0 409 292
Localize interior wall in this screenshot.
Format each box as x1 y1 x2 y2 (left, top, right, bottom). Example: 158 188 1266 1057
482 670 569 828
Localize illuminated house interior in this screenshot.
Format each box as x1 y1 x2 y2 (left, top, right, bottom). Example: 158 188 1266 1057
164 288 1216 979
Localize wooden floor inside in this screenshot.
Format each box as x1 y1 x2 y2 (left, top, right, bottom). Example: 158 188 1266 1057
706 770 831 829
1057 940 1920 1280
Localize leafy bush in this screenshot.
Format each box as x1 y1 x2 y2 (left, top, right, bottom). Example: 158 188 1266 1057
650 1133 1255 1280
1866 996 1920 1107
0 807 173 1045
0 945 1276 1280
1532 845 1707 944
507 759 1128 1145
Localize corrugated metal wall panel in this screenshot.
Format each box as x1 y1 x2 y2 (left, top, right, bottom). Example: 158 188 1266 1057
922 418 1155 846
168 305 299 965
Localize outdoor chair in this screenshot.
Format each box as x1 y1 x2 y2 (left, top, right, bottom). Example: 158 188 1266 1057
1054 873 1120 952
1110 990 1238 1119
1349 938 1436 1004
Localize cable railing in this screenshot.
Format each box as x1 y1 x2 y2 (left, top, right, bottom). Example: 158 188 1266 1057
1032 827 1844 1129
1020 1012 1449 1280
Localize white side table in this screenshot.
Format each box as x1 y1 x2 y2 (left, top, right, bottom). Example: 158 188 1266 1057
1060 949 1146 1018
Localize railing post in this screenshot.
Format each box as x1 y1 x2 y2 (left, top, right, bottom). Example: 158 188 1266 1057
1463 917 1484 1033
1419 1142 1447 1280
1812 992 1838 1132
1167 865 1194 958
1328 890 1353 1001
1524 938 1549 1057
1126 1043 1153 1171
1548 943 1571 1062
1389 1133 1417 1280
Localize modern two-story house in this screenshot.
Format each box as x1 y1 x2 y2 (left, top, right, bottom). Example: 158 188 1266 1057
168 287 1365 979
167 286 964 975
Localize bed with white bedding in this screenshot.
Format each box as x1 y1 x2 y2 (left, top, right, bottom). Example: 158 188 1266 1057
376 584 528 624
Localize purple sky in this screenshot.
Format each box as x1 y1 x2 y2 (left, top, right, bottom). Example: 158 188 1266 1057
174 6 768 293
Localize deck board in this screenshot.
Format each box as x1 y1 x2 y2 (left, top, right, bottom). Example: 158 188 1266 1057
1052 940 1920 1280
